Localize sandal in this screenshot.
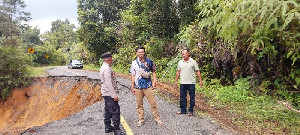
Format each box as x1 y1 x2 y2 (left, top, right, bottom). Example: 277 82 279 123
187 112 193 116
136 120 145 127
176 112 186 115
156 120 163 126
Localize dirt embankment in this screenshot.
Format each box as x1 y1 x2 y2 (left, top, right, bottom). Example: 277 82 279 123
0 77 102 134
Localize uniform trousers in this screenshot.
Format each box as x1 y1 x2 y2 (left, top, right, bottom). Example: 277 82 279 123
103 96 120 130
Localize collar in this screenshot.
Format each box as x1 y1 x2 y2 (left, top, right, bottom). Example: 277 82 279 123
184 57 193 63
137 57 146 63
102 62 110 67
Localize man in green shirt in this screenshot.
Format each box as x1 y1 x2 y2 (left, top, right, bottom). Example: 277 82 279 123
174 48 203 116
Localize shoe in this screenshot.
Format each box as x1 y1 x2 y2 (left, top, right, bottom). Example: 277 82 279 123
105 125 114 133
187 112 193 116
156 120 163 126
136 120 145 127
176 112 186 115
114 129 125 135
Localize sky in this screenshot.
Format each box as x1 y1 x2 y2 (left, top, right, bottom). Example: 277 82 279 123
23 0 79 33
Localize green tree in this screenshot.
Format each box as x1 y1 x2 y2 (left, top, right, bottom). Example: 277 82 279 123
178 0 300 100
149 0 179 38
33 19 77 66
120 0 179 41
21 26 42 49
77 0 131 63
177 0 199 27
115 0 179 67
0 0 30 46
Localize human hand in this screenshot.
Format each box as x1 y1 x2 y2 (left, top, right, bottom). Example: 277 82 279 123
174 81 178 89
152 81 156 89
199 82 203 88
114 96 119 101
131 87 136 95
113 72 116 79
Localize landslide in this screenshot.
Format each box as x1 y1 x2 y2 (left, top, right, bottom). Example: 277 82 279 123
0 76 102 134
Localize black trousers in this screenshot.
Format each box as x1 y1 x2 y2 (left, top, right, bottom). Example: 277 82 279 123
103 96 120 130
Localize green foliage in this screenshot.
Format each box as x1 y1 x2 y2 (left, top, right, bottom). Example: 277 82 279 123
115 0 180 73
82 64 100 71
68 42 91 63
0 0 30 40
32 45 67 66
144 37 164 59
154 58 170 79
30 19 78 66
28 66 54 77
215 78 250 104
178 0 199 27
199 77 300 134
77 0 131 63
119 0 179 44
156 55 181 81
177 0 300 99
43 19 77 51
84 0 300 133
113 44 136 72
21 26 42 48
0 47 31 99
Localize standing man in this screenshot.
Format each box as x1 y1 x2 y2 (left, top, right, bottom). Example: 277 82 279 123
100 52 125 135
174 48 203 116
130 46 163 127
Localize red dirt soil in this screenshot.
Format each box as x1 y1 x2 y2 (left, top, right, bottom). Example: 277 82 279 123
0 77 102 134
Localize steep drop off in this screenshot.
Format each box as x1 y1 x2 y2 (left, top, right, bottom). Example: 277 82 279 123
0 77 102 134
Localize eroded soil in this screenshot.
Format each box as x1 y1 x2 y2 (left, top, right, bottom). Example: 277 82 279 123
0 77 101 134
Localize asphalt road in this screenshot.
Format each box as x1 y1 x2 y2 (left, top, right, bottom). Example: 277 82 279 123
21 66 232 135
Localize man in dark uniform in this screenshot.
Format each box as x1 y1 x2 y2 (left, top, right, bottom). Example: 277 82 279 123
100 52 125 135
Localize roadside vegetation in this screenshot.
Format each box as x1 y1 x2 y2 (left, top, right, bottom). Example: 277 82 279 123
0 47 31 99
200 78 300 134
28 66 55 77
0 0 299 134
83 64 100 71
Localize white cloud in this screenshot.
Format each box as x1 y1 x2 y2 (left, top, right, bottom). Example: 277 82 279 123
24 0 78 33
28 18 79 33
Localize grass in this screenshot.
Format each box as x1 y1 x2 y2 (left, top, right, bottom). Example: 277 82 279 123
83 64 100 71
28 66 55 77
198 77 300 134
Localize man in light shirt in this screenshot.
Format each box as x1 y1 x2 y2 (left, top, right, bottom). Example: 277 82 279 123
130 46 163 127
174 48 203 116
100 52 124 135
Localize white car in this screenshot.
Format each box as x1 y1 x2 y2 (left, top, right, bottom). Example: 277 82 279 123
68 60 83 69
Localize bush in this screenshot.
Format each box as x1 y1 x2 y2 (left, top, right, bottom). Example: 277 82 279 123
0 47 31 99
32 45 67 66
113 44 136 73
